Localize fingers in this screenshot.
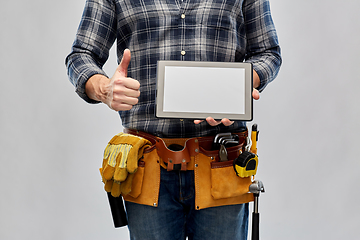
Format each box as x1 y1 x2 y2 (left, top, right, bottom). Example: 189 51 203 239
194 118 220 126
194 117 234 126
194 120 204 124
109 78 140 111
220 118 235 126
112 75 140 91
206 117 221 126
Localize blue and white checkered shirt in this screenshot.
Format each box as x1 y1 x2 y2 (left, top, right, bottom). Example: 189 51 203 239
66 0 281 138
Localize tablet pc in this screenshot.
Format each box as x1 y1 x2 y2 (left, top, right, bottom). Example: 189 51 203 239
156 61 253 121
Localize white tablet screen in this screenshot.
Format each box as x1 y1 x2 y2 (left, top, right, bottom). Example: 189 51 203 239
163 66 245 114
156 61 253 120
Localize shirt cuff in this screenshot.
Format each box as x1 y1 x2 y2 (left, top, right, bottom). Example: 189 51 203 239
75 69 107 104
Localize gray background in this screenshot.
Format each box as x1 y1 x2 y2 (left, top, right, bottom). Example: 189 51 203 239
1 0 359 239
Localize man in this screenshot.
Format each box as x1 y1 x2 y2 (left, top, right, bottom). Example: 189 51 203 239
66 0 281 239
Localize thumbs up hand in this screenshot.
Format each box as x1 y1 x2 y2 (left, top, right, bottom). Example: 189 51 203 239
85 49 140 111
107 49 140 111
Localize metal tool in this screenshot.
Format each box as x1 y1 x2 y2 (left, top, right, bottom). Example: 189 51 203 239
249 180 265 240
212 133 240 161
219 144 228 161
212 133 240 149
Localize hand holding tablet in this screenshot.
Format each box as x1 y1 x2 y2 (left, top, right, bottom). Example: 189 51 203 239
194 87 260 126
156 61 254 122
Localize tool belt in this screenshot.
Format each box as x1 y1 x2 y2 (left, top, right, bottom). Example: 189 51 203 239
122 129 254 210
124 129 248 171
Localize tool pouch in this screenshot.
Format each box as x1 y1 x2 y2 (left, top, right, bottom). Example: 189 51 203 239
122 129 254 210
210 160 252 199
194 147 254 210
122 147 161 207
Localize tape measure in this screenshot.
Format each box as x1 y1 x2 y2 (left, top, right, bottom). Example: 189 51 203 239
233 151 258 178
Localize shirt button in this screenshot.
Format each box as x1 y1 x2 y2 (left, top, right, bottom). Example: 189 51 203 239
181 14 185 19
181 50 186 56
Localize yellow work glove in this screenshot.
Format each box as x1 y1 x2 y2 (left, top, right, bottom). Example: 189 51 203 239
100 133 151 197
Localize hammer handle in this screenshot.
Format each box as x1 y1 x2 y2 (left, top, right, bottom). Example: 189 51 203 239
251 212 260 240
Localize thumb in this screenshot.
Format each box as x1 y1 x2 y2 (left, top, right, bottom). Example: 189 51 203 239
116 49 131 77
252 88 260 100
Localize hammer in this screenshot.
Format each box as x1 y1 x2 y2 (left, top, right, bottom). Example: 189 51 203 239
249 180 265 240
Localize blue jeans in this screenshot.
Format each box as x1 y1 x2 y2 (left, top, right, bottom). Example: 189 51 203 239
125 167 249 240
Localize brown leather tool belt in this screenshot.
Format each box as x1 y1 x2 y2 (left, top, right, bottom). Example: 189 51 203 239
124 129 248 171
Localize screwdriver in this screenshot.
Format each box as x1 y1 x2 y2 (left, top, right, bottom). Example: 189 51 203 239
250 124 259 154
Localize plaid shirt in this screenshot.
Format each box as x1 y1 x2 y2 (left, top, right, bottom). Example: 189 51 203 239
66 0 281 138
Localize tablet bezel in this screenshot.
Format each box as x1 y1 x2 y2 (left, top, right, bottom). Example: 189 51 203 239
156 61 253 121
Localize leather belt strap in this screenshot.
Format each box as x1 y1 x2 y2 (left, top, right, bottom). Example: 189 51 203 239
157 137 199 171
124 129 248 171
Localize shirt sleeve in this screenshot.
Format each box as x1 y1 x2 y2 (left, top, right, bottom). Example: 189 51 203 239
65 0 117 103
243 0 282 92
